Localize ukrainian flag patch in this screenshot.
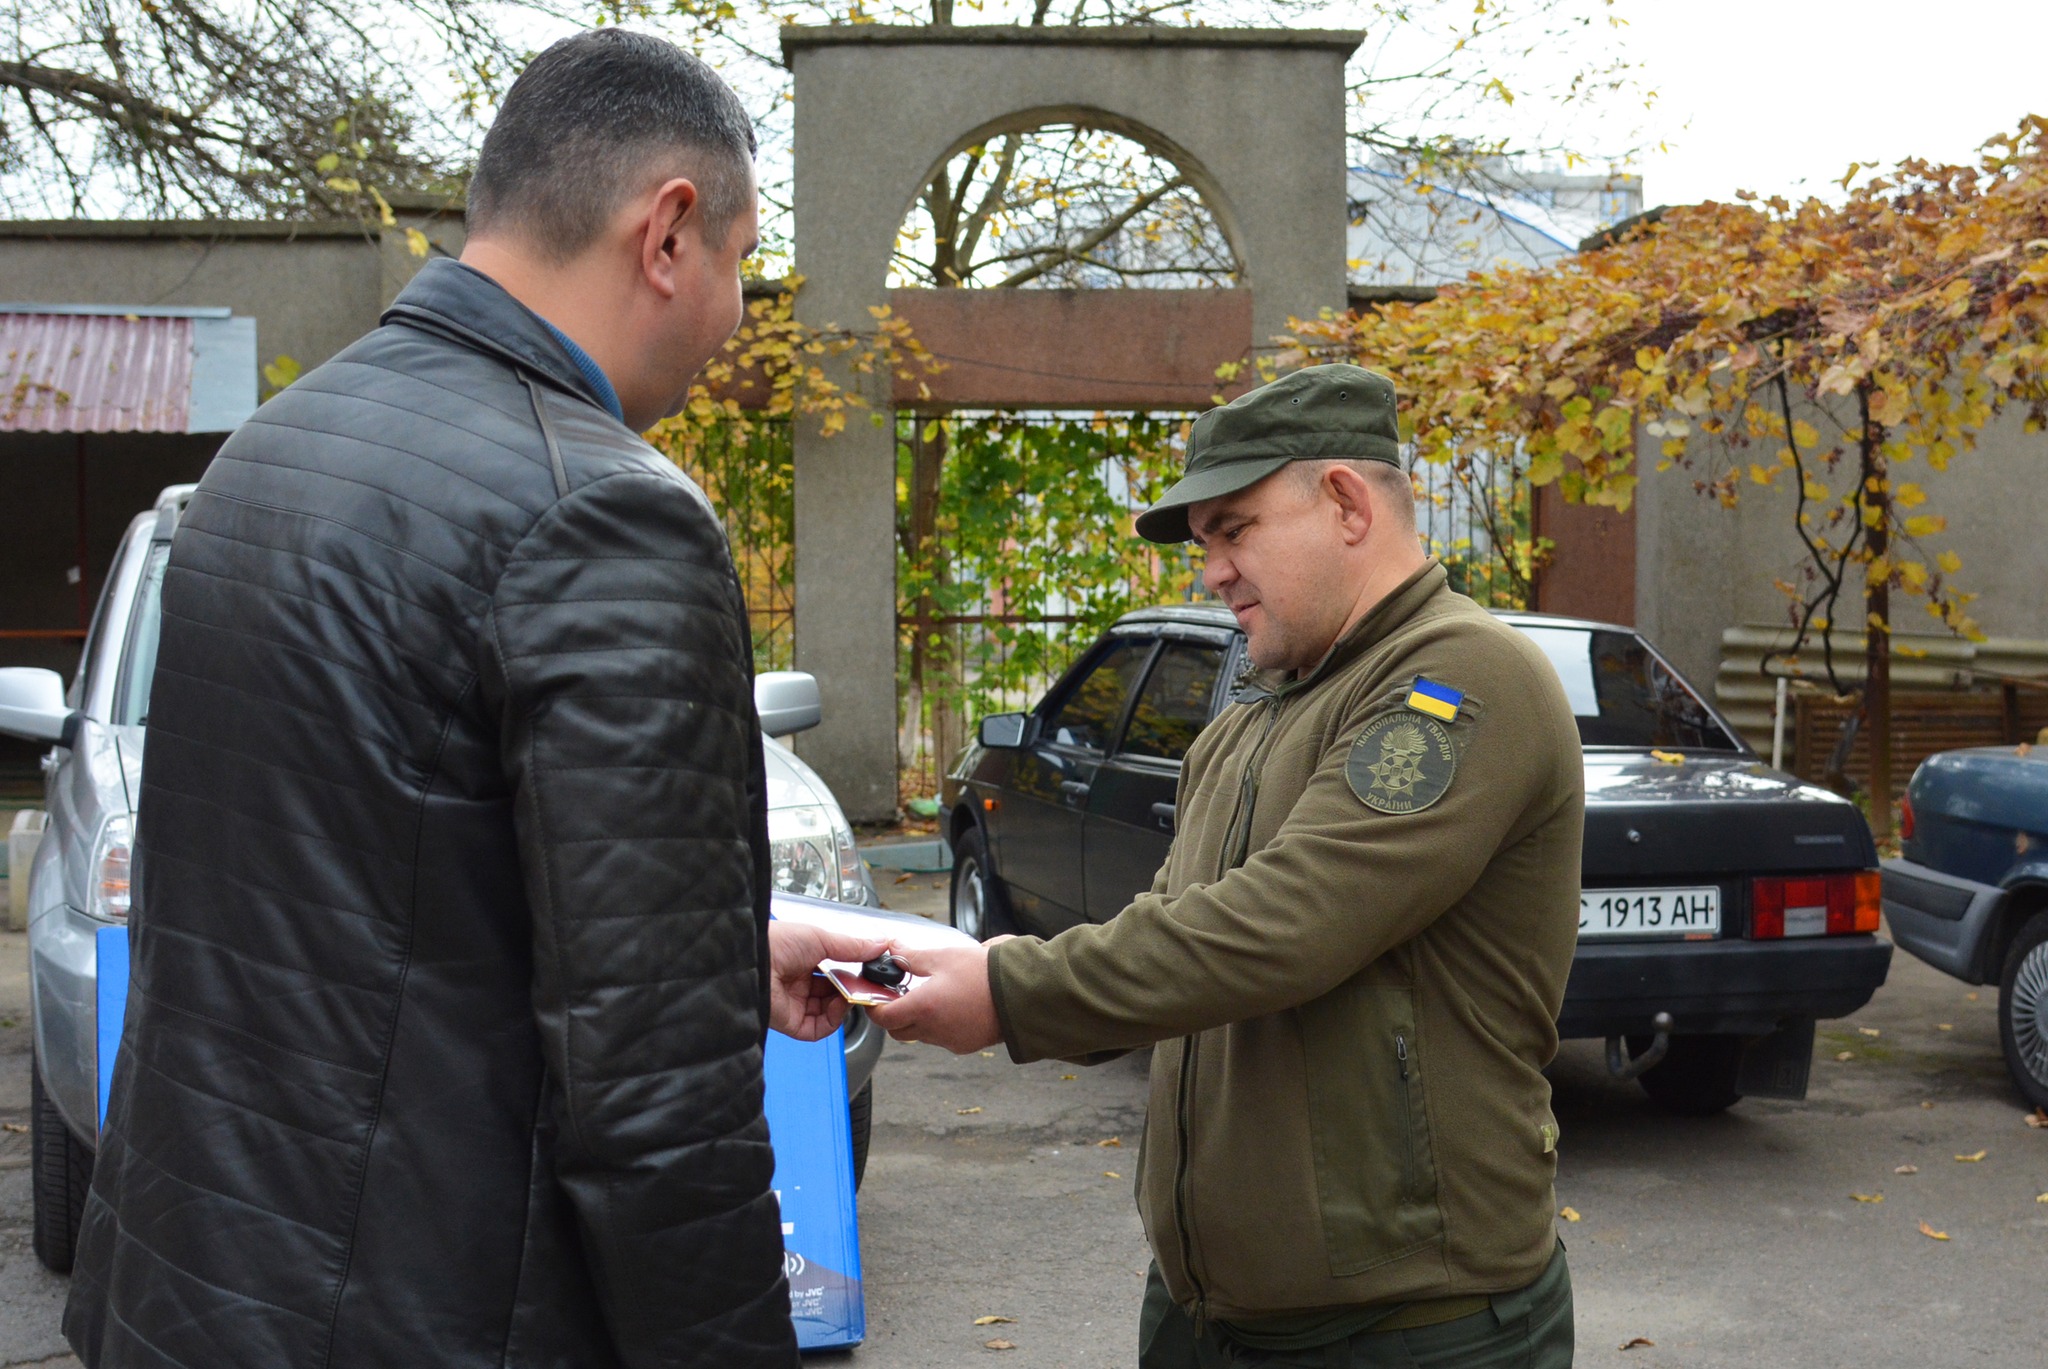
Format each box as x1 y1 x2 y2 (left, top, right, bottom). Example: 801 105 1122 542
1404 677 1464 722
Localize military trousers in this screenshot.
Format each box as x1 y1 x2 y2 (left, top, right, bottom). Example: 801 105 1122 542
1137 1243 1573 1369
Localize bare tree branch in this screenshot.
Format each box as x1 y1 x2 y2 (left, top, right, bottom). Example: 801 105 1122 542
993 174 1186 288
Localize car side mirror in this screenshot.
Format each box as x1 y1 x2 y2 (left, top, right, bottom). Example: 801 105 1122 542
0 667 78 747
755 670 823 739
978 712 1033 749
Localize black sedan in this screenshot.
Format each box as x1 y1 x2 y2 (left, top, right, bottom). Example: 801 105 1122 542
941 606 1893 1114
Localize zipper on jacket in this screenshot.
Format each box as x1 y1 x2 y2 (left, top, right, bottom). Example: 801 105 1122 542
1218 695 1287 880
1172 1034 1206 1326
1175 692 1286 1326
1395 1032 1416 1196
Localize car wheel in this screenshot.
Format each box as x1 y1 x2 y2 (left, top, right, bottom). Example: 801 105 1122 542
1997 910 2048 1110
949 824 1016 943
31 1056 93 1274
1636 1034 1744 1116
849 1080 873 1192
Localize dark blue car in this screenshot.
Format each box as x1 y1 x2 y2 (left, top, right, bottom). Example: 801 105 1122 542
1882 747 2048 1108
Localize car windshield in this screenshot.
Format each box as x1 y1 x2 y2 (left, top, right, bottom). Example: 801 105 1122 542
112 543 169 727
1512 624 1741 752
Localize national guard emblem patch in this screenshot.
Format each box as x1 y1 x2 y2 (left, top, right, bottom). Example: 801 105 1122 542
1347 710 1457 814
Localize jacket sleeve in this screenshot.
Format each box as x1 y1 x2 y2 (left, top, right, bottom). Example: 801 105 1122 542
480 468 793 1367
988 640 1579 1063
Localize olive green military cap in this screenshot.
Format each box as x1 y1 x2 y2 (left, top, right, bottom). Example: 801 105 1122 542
1135 363 1403 544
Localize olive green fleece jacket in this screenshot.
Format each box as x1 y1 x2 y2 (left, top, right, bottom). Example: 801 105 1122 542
987 561 1584 1323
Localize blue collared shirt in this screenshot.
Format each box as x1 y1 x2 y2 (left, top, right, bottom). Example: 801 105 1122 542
539 320 624 423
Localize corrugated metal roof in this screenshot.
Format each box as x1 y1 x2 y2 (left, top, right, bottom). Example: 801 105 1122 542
0 312 194 433
1715 623 2048 754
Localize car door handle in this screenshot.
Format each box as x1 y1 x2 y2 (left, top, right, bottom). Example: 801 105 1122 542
1152 802 1176 831
1060 780 1092 803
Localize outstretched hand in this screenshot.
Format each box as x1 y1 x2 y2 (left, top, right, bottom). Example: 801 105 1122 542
863 939 1007 1054
767 922 892 1042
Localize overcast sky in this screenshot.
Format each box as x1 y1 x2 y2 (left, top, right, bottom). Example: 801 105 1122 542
1617 0 2048 206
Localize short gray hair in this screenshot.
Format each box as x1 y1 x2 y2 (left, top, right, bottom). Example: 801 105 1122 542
1289 458 1417 527
468 29 757 260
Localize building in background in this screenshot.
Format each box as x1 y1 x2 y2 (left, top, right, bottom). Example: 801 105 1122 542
1347 159 1643 288
0 304 256 676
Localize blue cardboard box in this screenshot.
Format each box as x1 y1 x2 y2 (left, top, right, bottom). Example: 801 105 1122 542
93 925 865 1350
763 1028 867 1350
95 925 127 1130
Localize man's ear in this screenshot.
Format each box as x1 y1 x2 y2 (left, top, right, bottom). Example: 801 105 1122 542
639 176 701 301
1325 463 1376 546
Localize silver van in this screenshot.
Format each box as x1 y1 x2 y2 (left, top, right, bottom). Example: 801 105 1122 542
0 485 889 1271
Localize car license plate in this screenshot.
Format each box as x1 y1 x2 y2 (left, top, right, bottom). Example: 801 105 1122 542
1578 886 1720 939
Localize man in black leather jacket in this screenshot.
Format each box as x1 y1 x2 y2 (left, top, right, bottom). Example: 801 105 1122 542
64 29 880 1369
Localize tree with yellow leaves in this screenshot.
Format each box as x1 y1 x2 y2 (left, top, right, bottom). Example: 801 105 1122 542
1294 116 2048 836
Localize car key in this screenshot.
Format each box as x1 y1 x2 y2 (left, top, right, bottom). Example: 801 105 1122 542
860 953 909 990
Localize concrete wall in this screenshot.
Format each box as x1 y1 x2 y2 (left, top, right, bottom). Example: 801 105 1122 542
783 25 1361 819
0 200 463 377
1634 398 2048 693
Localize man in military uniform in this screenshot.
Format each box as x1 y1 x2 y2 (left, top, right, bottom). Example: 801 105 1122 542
867 364 1585 1367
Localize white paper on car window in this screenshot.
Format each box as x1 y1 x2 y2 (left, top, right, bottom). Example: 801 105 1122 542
1516 626 1601 718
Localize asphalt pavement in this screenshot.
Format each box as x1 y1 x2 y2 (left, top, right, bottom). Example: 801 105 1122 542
1 872 2040 1366
0 913 76 1369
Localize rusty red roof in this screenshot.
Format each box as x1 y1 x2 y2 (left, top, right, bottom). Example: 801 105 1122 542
0 310 198 433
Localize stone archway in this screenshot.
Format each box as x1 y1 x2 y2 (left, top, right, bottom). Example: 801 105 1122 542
898 105 1250 288
781 25 1361 819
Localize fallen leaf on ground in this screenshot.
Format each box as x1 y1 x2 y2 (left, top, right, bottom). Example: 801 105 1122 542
893 872 914 884
1558 1206 1582 1222
956 1106 983 1115
1060 1074 1077 1081
1859 1027 1881 1037
1922 1101 1936 1109
1966 992 1980 1001
1937 1023 1954 1031
1097 1136 1123 1147
1955 1150 1987 1162
1103 1171 1122 1179
973 1316 1016 1326
1895 1164 1920 1175
1919 1221 1950 1241
1850 1192 1884 1203
984 1339 1017 1350
2025 1108 2048 1129
1619 1337 1656 1350
2036 1193 2048 1204
979 1051 995 1058
1836 1050 1855 1062
0 1122 25 1134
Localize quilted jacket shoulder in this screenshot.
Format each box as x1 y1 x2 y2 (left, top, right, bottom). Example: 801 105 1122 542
64 260 793 1369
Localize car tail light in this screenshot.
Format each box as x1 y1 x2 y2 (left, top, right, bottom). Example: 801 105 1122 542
1751 870 1880 938
1899 793 1916 841
90 813 134 922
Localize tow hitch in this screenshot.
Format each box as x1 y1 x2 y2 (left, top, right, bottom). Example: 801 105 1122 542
1606 1012 1675 1081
